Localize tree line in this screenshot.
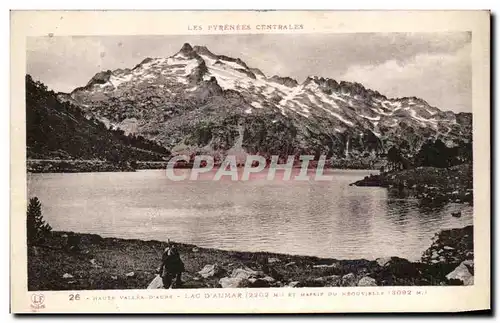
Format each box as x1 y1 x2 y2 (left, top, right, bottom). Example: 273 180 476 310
384 139 473 172
26 75 170 164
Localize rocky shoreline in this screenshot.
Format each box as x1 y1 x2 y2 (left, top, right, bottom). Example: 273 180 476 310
27 157 384 174
350 164 473 205
27 159 137 173
28 226 473 291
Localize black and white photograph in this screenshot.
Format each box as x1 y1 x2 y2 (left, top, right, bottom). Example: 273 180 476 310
23 30 478 292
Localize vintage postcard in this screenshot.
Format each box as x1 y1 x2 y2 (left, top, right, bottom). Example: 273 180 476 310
10 10 490 313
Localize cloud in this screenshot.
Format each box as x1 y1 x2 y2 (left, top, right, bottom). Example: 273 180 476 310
27 36 109 92
338 43 471 112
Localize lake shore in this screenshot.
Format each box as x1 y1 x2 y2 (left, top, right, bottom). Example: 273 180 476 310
27 159 137 173
28 225 473 291
350 164 473 205
27 158 381 174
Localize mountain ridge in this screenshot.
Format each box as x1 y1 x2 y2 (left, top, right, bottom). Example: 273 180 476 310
59 43 472 162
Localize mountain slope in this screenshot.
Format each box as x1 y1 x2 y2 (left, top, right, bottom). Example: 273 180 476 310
26 75 170 162
63 43 472 162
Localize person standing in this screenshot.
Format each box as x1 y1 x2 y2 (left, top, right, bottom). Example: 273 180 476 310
158 241 185 289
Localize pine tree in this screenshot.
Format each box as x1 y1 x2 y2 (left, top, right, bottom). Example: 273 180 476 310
27 197 52 245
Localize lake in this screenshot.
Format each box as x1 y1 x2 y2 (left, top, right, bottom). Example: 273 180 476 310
27 169 473 261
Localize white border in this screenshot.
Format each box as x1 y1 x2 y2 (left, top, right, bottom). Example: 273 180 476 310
5 2 496 320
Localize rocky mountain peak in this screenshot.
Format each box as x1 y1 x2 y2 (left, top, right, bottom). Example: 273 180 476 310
66 44 472 159
193 45 218 59
268 75 299 88
180 42 194 53
85 70 113 87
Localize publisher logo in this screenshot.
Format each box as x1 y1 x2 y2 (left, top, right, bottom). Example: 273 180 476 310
31 294 45 310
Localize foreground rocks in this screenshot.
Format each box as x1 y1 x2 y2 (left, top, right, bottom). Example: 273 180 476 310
218 267 277 288
421 225 473 265
446 261 474 286
28 226 474 291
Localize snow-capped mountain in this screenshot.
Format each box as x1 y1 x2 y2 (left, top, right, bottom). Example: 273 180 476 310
61 43 472 160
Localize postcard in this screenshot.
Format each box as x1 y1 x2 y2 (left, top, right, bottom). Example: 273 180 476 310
10 10 490 313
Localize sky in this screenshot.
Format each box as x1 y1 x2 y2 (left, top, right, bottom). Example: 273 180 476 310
27 32 472 112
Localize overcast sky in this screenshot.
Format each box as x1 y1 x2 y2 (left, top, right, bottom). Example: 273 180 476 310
27 32 471 112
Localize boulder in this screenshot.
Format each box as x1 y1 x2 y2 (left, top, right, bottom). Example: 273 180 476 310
313 275 341 287
125 271 135 278
463 275 474 286
231 267 261 280
443 246 455 251
62 273 74 279
219 277 248 288
198 264 225 278
284 262 296 268
341 273 357 287
248 278 271 288
446 263 473 286
261 276 276 283
287 281 300 288
462 259 474 274
326 275 342 287
268 257 280 264
376 257 392 267
147 275 163 289
192 247 199 253
358 276 377 286
218 267 263 288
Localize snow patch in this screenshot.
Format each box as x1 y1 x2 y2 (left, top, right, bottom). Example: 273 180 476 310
316 91 341 110
330 92 348 103
109 73 133 88
220 59 246 70
409 109 437 124
425 108 438 116
166 57 199 76
278 85 304 107
251 101 264 109
359 114 381 121
321 108 354 126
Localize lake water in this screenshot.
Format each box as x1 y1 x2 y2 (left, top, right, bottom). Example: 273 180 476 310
27 169 473 261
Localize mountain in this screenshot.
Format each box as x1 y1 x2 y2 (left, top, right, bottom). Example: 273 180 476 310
61 43 472 162
26 75 169 162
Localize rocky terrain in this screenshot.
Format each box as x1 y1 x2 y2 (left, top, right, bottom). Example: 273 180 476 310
28 226 473 291
351 164 473 205
58 43 472 162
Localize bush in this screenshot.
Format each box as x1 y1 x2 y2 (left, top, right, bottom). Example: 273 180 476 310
27 197 52 245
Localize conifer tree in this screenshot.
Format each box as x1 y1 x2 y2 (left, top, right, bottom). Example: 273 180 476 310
27 197 52 245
